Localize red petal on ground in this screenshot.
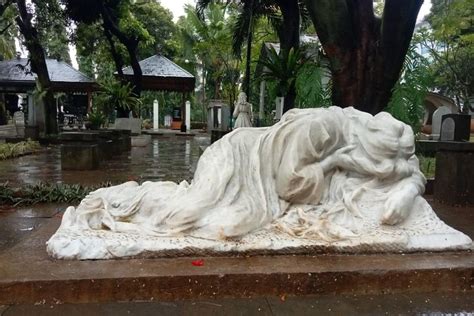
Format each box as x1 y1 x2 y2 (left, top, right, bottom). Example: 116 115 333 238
191 259 204 266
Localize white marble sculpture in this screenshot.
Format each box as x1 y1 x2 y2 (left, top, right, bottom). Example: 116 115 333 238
47 107 472 259
233 92 252 128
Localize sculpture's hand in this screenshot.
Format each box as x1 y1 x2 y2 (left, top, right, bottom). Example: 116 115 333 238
320 145 355 174
382 187 416 225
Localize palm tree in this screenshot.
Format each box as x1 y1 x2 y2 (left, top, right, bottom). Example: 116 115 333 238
197 0 302 112
180 3 240 107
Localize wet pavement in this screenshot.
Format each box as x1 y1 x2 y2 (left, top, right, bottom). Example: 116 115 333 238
0 134 210 186
0 134 473 313
1 292 474 315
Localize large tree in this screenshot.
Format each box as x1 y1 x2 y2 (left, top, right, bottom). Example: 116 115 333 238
198 0 302 112
63 0 151 116
15 0 58 134
421 0 474 110
305 0 423 114
35 0 71 63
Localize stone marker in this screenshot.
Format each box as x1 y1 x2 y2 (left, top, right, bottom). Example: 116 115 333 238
440 114 471 142
13 111 25 137
440 117 455 141
164 115 172 128
114 118 142 135
432 105 453 138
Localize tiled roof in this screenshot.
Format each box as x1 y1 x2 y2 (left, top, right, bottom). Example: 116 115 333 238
121 55 194 79
0 58 95 84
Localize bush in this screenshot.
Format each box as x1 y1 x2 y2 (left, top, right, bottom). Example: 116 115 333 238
0 140 41 160
0 182 113 206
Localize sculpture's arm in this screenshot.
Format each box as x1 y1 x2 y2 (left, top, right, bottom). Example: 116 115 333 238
233 103 240 118
319 145 356 175
382 155 426 225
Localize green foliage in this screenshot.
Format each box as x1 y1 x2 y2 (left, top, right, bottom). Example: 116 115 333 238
386 45 433 133
0 3 17 60
94 79 142 117
34 0 71 63
0 182 113 206
87 110 106 129
418 155 436 178
420 0 474 110
0 140 41 160
295 62 331 108
132 0 176 58
258 47 304 97
179 3 240 103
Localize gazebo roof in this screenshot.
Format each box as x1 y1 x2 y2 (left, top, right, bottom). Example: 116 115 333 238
121 55 195 92
0 58 98 93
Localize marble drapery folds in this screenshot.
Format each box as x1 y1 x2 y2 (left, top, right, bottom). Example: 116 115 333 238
47 107 472 259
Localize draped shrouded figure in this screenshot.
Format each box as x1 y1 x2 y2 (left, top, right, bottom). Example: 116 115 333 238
47 107 472 259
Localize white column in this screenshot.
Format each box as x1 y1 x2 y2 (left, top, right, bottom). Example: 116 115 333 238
185 100 191 132
27 92 35 126
259 80 265 123
153 99 159 130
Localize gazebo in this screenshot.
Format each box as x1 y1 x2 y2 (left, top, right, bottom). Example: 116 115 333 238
0 57 98 134
120 54 195 130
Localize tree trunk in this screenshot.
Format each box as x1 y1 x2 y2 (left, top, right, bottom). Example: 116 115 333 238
99 2 142 117
16 0 57 135
277 0 300 113
305 0 423 114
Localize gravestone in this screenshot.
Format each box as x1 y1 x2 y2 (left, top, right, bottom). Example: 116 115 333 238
13 111 25 138
114 118 142 135
432 106 453 139
440 117 455 141
440 114 471 142
164 115 172 128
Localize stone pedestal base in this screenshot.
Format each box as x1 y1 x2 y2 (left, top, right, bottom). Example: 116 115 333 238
61 143 100 170
434 142 474 205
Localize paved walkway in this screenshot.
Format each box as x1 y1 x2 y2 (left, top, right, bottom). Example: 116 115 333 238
1 292 473 315
0 134 210 186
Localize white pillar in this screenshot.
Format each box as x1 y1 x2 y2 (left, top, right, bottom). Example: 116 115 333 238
259 80 265 123
153 99 159 130
185 100 191 132
27 92 35 126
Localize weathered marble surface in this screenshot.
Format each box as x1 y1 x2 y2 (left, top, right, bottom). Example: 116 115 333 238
47 107 472 259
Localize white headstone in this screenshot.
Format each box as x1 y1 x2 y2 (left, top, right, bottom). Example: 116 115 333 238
164 115 172 128
185 101 191 132
275 97 284 120
13 111 25 126
153 99 159 130
432 105 453 138
440 117 456 141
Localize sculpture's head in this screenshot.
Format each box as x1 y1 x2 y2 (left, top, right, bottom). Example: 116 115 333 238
237 92 247 103
349 110 416 179
361 112 415 160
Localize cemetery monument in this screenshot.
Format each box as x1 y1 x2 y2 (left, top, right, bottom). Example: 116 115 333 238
47 107 472 259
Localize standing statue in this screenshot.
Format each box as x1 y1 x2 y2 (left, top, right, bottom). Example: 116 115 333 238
48 107 471 259
232 92 252 128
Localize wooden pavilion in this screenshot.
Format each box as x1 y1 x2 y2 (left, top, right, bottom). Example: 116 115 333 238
120 54 195 130
0 57 99 133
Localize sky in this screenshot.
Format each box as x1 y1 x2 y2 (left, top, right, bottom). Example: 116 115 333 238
160 0 195 21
